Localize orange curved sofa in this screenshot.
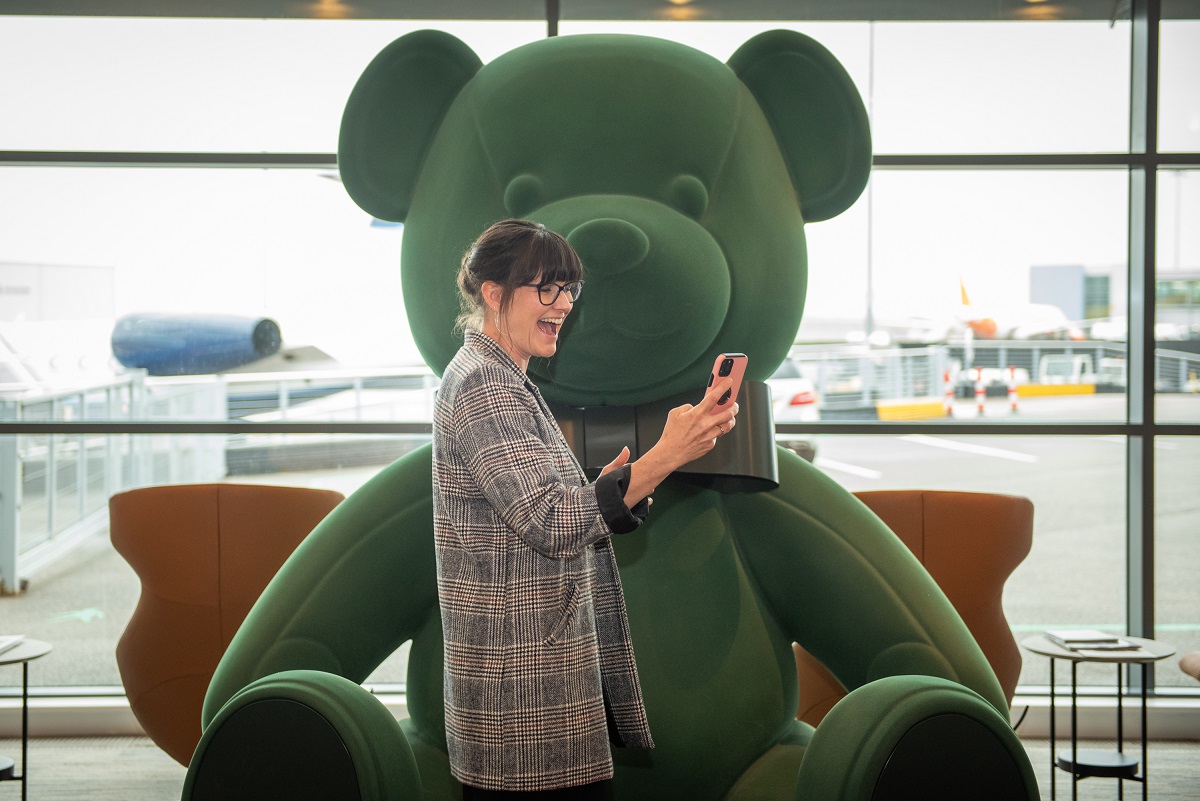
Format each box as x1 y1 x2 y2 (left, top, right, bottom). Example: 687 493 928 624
111 483 344 765
796 489 1034 726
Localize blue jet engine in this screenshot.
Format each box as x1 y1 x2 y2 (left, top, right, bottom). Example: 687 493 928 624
112 313 282 376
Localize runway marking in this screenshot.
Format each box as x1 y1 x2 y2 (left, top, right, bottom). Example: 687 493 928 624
1094 435 1179 450
814 457 883 479
899 434 1039 463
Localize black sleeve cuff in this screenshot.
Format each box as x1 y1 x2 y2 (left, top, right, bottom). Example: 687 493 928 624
595 464 649 535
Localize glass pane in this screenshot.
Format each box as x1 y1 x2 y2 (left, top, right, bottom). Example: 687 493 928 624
4 429 1128 691
870 22 1130 154
794 169 1129 425
774 433 1126 689
1160 20 1200 154
0 17 544 152
0 432 422 689
1156 170 1200 423
561 20 1131 156
1156 435 1200 689
557 20 871 91
0 166 440 422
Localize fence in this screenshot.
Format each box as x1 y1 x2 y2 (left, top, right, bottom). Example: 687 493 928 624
0 366 440 592
0 375 226 594
786 345 950 413
785 340 1200 414
3 344 1198 592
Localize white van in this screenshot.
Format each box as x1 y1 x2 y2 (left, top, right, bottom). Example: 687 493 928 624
1038 353 1095 384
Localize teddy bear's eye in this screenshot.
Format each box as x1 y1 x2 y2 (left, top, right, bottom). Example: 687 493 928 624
665 175 708 219
504 174 546 217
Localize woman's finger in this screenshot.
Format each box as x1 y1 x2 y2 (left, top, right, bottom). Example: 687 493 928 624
599 445 631 476
695 377 733 414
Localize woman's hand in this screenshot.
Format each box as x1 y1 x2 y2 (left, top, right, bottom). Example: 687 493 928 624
657 378 740 466
600 445 655 507
620 378 740 508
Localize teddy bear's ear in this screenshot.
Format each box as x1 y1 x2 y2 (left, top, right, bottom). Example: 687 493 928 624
337 30 482 222
728 30 871 222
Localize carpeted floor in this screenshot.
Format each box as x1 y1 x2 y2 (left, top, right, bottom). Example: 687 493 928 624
1 736 1197 800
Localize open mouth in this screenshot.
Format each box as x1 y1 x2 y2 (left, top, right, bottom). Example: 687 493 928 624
537 317 564 338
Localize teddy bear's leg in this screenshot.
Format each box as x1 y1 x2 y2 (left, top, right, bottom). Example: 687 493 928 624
794 675 1038 800
721 720 814 801
182 669 423 801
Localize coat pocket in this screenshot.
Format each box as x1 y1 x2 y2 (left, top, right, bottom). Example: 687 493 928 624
542 582 581 646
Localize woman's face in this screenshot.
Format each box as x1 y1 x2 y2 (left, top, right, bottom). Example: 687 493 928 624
484 275 577 371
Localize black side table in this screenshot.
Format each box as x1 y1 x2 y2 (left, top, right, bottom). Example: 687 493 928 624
1021 634 1176 801
0 639 52 801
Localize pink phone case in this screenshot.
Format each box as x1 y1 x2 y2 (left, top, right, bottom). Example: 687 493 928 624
706 353 748 411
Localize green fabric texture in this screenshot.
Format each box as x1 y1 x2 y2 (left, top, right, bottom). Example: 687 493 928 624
186 669 421 800
338 30 482 222
201 447 439 728
796 675 1039 799
187 28 1038 801
729 449 1009 716
338 30 870 406
727 30 872 224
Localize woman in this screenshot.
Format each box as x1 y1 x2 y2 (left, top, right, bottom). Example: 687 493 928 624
432 219 738 799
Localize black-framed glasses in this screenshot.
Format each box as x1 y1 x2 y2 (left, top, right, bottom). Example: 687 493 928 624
520 280 584 305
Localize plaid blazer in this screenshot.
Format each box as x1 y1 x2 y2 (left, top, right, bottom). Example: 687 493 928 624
432 331 654 792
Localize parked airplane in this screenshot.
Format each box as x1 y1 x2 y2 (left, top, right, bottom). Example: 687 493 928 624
1 313 339 401
956 280 1085 341
815 279 1086 347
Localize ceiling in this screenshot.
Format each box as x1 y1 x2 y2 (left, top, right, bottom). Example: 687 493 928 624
0 0 1196 21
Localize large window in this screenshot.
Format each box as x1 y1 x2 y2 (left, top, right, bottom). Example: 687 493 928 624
1156 435 1200 688
1160 20 1200 154
0 17 541 152
1 432 415 689
0 166 417 377
1157 169 1200 422
1 6 1197 701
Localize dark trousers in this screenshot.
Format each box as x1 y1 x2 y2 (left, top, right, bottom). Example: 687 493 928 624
461 780 613 801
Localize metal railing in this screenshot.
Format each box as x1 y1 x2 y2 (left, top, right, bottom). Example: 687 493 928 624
0 365 442 592
3 345 1198 593
787 345 950 411
0 374 227 593
787 341 1200 412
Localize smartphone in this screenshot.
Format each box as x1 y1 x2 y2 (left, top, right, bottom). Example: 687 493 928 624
706 352 748 411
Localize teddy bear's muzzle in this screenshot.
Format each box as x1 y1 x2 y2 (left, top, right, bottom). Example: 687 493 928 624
566 217 649 276
523 196 732 401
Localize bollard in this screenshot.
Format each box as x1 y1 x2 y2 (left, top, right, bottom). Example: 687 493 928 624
1007 366 1019 414
943 370 954 417
974 368 986 417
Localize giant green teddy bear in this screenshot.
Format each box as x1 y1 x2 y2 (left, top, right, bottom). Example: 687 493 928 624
182 30 1040 800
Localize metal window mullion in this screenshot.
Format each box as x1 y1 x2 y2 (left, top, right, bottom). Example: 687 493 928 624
0 434 18 594
1126 0 1159 660
46 400 58 543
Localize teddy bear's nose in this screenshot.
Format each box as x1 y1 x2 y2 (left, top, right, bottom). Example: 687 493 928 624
567 218 650 275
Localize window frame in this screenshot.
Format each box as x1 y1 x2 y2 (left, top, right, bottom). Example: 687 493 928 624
0 0 1197 699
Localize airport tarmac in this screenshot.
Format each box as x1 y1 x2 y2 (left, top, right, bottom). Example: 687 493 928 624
2 392 1197 693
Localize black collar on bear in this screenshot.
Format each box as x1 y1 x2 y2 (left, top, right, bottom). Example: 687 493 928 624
547 379 780 494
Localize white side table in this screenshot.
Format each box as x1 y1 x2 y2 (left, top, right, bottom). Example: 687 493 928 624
0 639 52 801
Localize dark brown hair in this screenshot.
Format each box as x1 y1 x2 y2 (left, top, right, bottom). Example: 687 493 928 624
455 219 584 332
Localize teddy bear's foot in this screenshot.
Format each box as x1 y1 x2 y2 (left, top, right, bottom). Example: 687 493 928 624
183 669 422 801
795 675 1038 800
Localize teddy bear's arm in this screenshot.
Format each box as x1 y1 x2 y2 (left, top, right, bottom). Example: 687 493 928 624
202 444 439 726
727 447 1008 716
183 446 438 800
